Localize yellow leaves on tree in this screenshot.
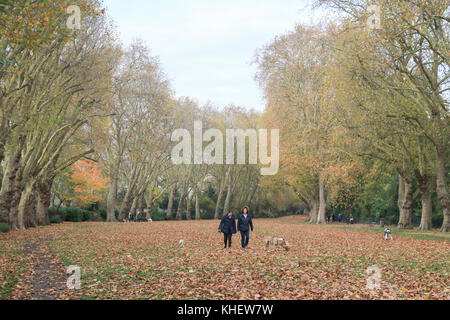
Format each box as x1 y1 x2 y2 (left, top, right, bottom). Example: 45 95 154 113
70 160 109 208
0 0 105 50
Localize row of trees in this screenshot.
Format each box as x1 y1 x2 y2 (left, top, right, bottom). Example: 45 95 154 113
255 0 449 231
100 73 273 222
0 1 298 230
0 0 448 232
0 0 118 229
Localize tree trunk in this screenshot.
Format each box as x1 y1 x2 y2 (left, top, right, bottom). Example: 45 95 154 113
317 173 327 224
145 187 154 220
0 136 5 165
36 179 52 226
0 148 21 224
176 183 187 220
214 178 225 219
129 193 143 219
416 173 432 231
418 186 433 231
308 196 319 224
9 165 24 230
17 181 36 230
25 191 37 228
195 193 200 220
186 193 192 220
436 149 449 232
166 185 176 219
106 178 118 222
397 175 405 214
136 194 144 219
118 187 134 221
129 196 138 217
246 184 258 208
223 173 232 216
397 175 404 227
397 176 413 229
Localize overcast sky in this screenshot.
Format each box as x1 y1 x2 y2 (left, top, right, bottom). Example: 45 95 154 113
104 0 329 111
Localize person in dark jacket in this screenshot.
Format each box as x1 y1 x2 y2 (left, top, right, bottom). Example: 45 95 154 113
237 206 254 248
218 210 237 248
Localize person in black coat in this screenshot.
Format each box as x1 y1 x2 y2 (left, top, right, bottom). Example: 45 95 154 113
237 206 254 248
218 210 237 248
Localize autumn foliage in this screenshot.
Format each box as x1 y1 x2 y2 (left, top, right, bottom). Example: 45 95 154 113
70 160 108 208
1 216 449 300
54 160 108 208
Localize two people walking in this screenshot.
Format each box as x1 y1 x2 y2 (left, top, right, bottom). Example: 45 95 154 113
218 206 254 249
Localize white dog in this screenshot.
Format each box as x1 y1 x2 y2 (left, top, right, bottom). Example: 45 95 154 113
384 228 393 240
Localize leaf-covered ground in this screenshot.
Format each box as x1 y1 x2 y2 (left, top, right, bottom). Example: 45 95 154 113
1 216 449 300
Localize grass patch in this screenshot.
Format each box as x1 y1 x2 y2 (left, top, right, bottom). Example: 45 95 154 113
325 224 450 242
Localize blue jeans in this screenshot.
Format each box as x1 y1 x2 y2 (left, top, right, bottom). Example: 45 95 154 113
240 230 250 248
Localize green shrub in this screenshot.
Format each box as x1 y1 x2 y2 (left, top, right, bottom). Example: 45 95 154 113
49 207 99 222
97 208 118 221
199 196 215 216
81 209 92 221
0 223 10 233
50 215 62 224
49 207 64 223
48 207 57 217
432 214 444 229
90 212 102 222
151 209 166 221
64 207 83 222
99 208 107 221
200 210 214 220
380 216 397 226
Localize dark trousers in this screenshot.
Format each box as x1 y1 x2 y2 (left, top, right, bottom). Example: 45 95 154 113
223 233 232 247
240 230 250 248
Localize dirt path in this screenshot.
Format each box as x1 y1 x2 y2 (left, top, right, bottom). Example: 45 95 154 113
18 241 70 300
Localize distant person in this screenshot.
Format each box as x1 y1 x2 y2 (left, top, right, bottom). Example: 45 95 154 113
218 210 237 248
237 206 254 249
338 214 342 223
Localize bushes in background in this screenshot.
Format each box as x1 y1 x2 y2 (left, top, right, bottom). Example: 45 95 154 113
0 223 10 233
98 208 119 221
151 209 166 221
48 207 105 224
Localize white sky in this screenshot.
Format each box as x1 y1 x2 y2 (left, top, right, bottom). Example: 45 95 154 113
104 0 329 111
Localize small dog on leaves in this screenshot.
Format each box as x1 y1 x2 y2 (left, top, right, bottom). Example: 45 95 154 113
384 228 393 240
264 236 290 251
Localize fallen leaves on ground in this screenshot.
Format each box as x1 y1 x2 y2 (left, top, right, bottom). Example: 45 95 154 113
0 216 448 300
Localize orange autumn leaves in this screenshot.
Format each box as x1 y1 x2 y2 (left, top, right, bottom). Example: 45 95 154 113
3 216 449 300
0 1 106 50
60 159 108 208
0 0 67 49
